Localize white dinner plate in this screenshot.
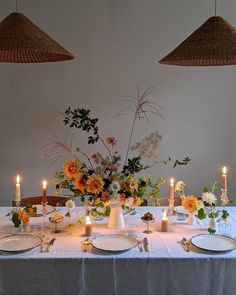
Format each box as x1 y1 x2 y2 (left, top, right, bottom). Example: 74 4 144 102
0 234 42 253
191 234 236 252
33 204 56 217
92 234 137 252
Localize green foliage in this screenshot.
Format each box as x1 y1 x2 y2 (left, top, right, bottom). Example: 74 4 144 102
203 187 209 193
221 209 229 221
12 212 21 228
197 208 206 220
55 171 65 180
209 211 219 219
64 107 99 144
173 157 191 168
208 228 216 234
122 156 143 174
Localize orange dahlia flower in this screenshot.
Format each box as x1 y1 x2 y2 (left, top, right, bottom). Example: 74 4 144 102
63 160 81 179
75 174 87 193
86 175 104 194
182 195 201 213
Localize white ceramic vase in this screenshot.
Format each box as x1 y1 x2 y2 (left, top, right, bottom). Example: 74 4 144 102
187 212 195 225
108 200 125 229
208 218 218 232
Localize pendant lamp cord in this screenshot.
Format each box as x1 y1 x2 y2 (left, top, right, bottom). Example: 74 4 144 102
15 0 18 12
214 0 217 16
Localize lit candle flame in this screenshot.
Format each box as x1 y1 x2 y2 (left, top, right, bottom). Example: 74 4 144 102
170 178 175 186
162 209 167 220
16 174 20 184
42 180 47 189
85 215 92 224
222 166 227 175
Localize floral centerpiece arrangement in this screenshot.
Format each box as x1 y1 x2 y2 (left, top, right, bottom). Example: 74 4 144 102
44 87 190 217
198 181 231 234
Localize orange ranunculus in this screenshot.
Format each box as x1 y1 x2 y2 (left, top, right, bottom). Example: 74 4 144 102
182 195 201 213
86 175 104 194
75 174 87 193
18 209 29 223
63 160 81 179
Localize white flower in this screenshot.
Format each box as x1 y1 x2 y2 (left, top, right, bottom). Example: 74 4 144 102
202 192 217 206
66 200 75 211
110 181 121 193
175 180 186 195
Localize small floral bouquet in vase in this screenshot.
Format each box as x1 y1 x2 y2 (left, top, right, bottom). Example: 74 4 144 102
175 180 186 199
182 195 202 225
11 205 37 231
198 181 230 234
43 87 190 219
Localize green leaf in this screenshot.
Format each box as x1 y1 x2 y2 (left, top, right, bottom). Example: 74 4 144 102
208 228 216 234
198 208 206 220
203 187 209 193
222 209 229 220
12 212 21 228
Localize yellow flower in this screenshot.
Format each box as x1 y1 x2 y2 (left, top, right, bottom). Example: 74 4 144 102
182 195 201 213
63 160 81 179
86 175 104 194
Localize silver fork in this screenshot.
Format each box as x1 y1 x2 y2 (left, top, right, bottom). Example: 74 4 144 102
181 237 190 252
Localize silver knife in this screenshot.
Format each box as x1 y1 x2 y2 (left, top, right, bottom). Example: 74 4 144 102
45 238 56 252
143 237 149 252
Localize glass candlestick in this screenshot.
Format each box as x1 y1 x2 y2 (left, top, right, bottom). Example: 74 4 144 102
168 199 174 215
42 202 47 238
220 189 229 209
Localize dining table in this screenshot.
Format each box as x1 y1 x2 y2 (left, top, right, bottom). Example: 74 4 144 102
0 206 236 295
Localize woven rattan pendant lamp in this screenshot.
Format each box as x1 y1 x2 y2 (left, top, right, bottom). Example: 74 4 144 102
159 0 236 66
0 0 74 63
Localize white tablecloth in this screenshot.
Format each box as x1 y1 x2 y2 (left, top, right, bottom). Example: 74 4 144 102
0 206 236 295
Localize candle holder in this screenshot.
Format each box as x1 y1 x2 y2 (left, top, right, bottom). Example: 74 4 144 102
168 199 175 215
14 200 21 210
220 189 229 209
42 202 47 238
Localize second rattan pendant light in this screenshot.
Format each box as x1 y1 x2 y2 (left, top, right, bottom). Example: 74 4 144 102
0 1 74 63
159 1 236 66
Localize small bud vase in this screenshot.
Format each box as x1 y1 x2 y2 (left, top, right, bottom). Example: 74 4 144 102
208 218 218 232
23 221 31 232
108 200 125 229
187 212 195 225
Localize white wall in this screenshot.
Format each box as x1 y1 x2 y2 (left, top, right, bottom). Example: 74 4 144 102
0 0 235 205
